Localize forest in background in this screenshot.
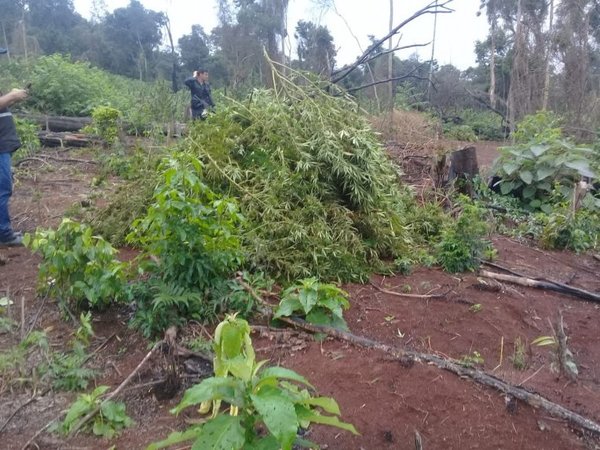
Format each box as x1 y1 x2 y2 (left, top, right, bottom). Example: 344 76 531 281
0 0 600 140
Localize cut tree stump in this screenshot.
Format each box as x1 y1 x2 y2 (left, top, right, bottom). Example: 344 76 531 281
447 145 479 196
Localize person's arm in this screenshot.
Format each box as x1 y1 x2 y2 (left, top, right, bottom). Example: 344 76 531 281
0 89 27 109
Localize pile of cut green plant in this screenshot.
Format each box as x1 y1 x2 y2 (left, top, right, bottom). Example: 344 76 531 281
188 76 417 282
101 69 420 282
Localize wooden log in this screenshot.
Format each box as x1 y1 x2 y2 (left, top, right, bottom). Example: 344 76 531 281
37 131 104 148
17 114 92 132
480 270 600 303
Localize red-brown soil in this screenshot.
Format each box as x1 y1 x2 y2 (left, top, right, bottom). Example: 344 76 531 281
1 143 599 450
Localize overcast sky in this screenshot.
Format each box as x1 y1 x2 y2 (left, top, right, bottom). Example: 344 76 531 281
72 0 489 70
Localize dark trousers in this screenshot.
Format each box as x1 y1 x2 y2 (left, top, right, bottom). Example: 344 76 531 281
0 152 14 240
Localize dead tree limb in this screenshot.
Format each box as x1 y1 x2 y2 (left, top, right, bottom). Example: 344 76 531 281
236 279 600 436
346 72 434 94
370 281 461 302
282 316 600 436
479 270 600 303
330 0 454 84
0 389 49 434
359 42 432 68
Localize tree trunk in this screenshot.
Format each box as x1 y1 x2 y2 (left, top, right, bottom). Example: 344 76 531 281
489 15 497 109
447 146 480 197
541 0 554 110
388 0 394 111
507 0 524 132
428 0 439 103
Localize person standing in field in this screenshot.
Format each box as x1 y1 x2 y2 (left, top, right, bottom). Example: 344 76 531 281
184 69 215 120
0 47 28 247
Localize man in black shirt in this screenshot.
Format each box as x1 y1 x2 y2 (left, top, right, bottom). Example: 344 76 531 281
0 48 28 246
184 69 215 120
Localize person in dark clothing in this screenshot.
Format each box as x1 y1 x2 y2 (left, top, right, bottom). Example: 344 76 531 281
0 47 28 246
184 69 215 120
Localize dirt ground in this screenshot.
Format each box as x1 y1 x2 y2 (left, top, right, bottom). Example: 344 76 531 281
1 143 600 450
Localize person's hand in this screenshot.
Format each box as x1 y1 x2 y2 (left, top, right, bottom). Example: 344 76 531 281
10 88 27 102
200 109 208 119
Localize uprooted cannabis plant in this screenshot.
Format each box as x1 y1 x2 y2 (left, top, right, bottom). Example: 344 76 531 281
178 65 415 282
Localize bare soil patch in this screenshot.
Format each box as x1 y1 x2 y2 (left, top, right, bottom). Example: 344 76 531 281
1 143 599 450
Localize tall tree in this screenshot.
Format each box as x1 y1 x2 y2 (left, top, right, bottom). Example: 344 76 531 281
553 0 596 131
294 20 336 76
100 0 165 80
178 25 211 77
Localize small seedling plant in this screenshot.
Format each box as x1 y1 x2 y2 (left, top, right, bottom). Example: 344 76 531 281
56 385 133 438
25 218 126 310
148 314 357 450
273 277 350 330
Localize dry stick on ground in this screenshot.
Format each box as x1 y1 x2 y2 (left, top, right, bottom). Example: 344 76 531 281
66 339 164 439
21 410 68 450
0 389 50 434
556 312 578 383
15 154 97 167
370 282 469 304
482 260 600 301
236 280 600 436
479 270 600 304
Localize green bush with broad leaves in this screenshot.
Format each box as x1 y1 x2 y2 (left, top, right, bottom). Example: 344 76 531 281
148 314 357 450
14 118 41 157
443 124 478 142
492 112 598 212
534 201 600 252
84 105 122 144
24 218 127 310
274 277 350 330
436 197 493 273
126 153 244 336
56 385 134 438
127 153 244 290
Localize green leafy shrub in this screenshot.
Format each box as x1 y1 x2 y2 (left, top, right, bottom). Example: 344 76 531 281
148 315 357 450
443 124 478 142
46 313 97 391
457 109 506 141
492 112 597 212
24 218 127 310
126 154 244 336
536 203 600 252
274 277 350 330
13 117 41 157
127 153 243 290
85 106 122 144
436 197 492 272
56 385 134 438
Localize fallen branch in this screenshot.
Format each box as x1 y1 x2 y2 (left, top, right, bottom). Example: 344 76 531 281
370 282 466 303
283 316 600 435
67 339 163 438
21 410 67 450
16 153 97 167
0 389 49 434
479 270 600 303
237 280 600 436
